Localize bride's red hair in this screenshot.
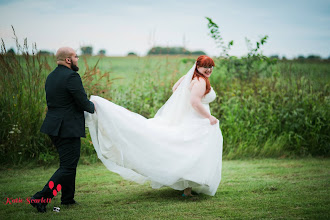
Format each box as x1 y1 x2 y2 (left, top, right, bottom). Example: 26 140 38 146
192 55 215 95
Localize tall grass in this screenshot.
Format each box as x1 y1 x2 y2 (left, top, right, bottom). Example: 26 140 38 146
210 60 330 158
0 28 52 164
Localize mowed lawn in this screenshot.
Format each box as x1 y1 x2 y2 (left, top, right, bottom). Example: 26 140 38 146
0 159 329 219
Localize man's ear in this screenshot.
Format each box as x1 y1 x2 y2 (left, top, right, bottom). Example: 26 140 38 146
66 58 71 64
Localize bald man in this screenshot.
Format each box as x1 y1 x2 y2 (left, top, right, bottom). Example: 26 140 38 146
30 47 95 213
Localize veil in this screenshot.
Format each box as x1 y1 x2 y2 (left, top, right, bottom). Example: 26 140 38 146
153 62 196 125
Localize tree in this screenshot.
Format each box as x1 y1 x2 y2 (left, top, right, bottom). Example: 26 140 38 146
37 50 53 56
7 48 15 55
191 50 206 55
307 54 321 60
98 49 106 56
81 46 93 55
147 46 206 55
127 52 137 56
269 55 279 59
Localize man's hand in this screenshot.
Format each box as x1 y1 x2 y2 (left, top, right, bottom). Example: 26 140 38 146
91 100 96 112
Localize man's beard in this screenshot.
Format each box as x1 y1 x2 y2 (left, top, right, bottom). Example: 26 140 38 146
71 62 79 72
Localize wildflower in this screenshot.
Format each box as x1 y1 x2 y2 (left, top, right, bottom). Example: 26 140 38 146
9 131 14 134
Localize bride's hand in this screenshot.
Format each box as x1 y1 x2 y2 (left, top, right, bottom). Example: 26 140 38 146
208 115 218 125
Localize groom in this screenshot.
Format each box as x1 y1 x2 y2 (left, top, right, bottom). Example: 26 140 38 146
31 47 96 213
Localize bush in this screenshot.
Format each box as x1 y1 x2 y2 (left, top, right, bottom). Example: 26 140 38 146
210 62 330 158
0 30 54 164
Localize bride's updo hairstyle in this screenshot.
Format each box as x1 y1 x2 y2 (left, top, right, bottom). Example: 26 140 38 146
192 55 215 95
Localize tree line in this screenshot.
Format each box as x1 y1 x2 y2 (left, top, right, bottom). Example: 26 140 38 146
5 46 329 60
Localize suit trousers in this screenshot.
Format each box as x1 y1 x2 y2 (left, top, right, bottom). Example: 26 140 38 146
33 135 81 204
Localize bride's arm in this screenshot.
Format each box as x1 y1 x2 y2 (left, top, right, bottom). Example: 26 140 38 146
190 79 218 125
172 75 185 92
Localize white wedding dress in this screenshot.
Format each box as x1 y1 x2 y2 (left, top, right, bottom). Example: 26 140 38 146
85 63 223 196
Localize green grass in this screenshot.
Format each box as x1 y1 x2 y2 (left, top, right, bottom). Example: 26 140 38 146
44 55 194 85
0 159 329 219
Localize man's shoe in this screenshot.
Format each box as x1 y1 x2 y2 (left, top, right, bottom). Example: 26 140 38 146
30 197 47 213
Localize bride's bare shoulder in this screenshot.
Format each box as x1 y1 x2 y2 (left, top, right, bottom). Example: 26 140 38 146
190 77 206 89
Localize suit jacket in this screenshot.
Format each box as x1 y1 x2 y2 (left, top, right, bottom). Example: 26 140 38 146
40 65 95 138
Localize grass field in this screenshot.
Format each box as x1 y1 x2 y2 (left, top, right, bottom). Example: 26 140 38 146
1 159 329 219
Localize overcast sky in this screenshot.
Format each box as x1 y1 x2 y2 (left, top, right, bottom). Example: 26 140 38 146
0 0 329 58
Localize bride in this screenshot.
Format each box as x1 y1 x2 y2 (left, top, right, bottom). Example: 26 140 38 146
85 55 223 196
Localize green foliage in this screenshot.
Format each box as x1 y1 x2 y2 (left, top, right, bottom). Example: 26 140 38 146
98 49 106 56
37 50 53 56
6 48 15 55
296 54 325 61
210 64 330 158
147 46 206 56
81 46 93 55
0 27 54 164
191 50 207 55
269 55 279 59
204 18 330 158
307 55 321 60
127 52 137 56
206 17 233 57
